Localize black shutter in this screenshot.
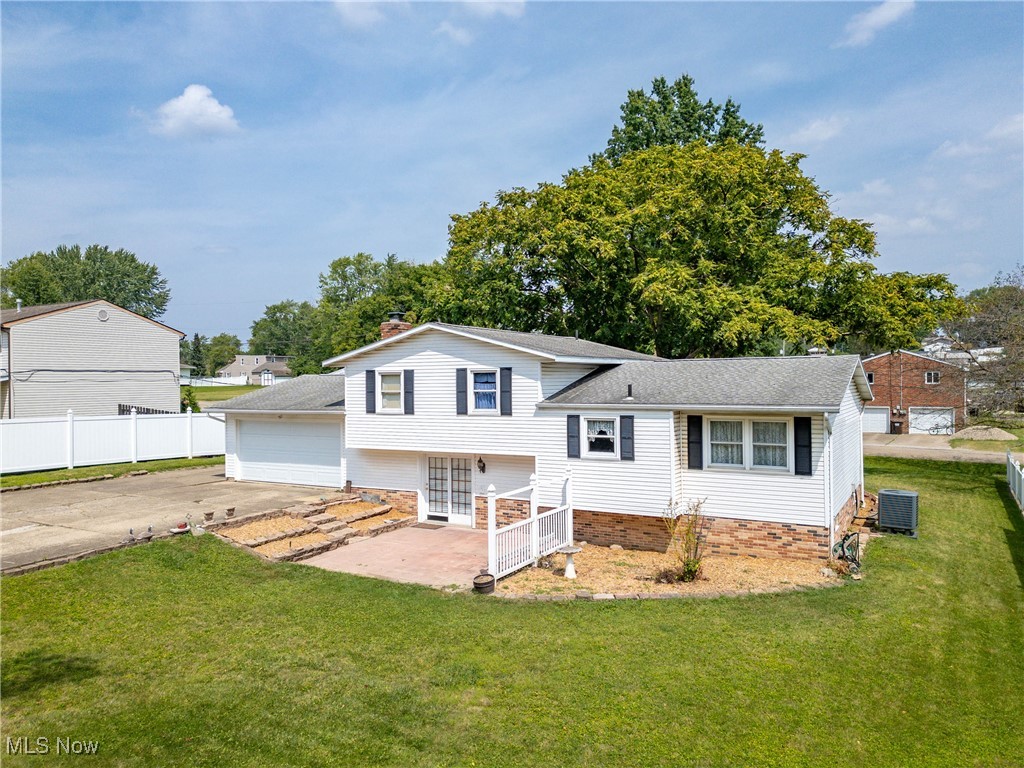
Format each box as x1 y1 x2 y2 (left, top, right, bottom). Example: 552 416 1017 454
365 369 376 414
620 415 635 461
794 417 812 476
567 415 580 459
686 415 703 470
403 369 414 415
456 368 468 415
500 367 512 416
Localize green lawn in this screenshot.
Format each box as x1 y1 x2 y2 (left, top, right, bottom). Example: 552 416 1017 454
185 385 262 402
951 427 1024 454
0 456 224 488
2 457 1021 767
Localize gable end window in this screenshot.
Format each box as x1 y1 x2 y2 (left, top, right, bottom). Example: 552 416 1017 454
925 371 940 384
471 370 497 411
866 372 874 384
379 372 403 412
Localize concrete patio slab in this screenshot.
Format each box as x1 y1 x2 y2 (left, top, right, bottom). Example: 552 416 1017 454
0 468 337 570
302 525 488 590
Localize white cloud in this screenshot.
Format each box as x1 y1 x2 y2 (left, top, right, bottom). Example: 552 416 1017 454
435 21 473 46
836 1 914 48
461 1 526 19
784 115 847 146
333 2 387 28
152 85 239 138
986 113 1023 143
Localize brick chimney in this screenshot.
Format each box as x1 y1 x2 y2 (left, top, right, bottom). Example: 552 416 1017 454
380 311 413 340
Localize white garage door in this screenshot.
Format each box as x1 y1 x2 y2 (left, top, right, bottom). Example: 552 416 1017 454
237 419 343 487
863 406 890 433
909 407 955 435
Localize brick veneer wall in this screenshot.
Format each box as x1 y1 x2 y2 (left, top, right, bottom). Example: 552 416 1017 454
350 487 419 517
862 351 966 433
474 496 531 528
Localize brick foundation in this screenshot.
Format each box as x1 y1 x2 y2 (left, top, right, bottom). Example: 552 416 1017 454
573 508 836 561
833 491 859 536
349 487 419 517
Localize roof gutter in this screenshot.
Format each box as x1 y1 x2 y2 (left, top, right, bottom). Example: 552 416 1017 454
207 409 345 415
536 402 841 413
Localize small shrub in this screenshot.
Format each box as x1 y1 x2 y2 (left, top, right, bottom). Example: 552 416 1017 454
654 559 703 583
180 386 200 413
658 498 710 583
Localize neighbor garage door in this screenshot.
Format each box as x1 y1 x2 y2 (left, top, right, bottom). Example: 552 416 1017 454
863 406 890 433
908 407 955 435
237 418 343 487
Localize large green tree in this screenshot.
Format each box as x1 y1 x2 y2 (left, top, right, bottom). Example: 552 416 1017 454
0 244 171 319
205 333 243 376
438 142 961 358
599 74 764 164
248 300 316 357
289 254 440 374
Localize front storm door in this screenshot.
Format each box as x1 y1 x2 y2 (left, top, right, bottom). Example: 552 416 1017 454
427 457 473 525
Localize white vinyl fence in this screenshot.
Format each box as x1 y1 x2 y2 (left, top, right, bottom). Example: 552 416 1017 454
487 470 574 579
1008 452 1024 512
183 375 248 387
0 409 225 474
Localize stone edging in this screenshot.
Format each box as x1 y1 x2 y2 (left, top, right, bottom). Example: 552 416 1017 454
489 580 850 601
1 474 119 493
1 530 185 577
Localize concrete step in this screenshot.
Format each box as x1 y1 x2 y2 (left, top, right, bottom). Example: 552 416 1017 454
318 520 349 534
326 528 357 544
306 513 337 525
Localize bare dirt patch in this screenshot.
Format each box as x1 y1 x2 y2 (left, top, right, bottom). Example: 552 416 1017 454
348 511 414 532
219 516 308 542
253 532 330 557
498 544 838 596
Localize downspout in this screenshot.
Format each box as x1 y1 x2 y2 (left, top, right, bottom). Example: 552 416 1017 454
824 412 834 555
7 331 13 418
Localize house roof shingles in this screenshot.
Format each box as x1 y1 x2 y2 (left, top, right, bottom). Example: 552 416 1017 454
428 323 661 361
211 375 346 412
543 355 866 410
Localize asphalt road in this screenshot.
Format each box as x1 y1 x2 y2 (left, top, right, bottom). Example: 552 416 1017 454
0 468 335 571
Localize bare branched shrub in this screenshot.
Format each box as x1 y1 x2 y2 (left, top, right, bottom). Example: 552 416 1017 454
656 498 710 583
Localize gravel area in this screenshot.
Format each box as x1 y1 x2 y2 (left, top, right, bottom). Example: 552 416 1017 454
498 544 839 596
253 532 329 557
348 511 413 531
335 501 383 517
956 425 1018 441
220 516 308 542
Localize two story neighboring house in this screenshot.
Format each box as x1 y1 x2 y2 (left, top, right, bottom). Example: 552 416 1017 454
1 300 183 418
217 354 293 386
861 350 967 434
214 318 871 561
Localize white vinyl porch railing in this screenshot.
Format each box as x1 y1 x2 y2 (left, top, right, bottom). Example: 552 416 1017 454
487 469 574 580
1008 452 1024 513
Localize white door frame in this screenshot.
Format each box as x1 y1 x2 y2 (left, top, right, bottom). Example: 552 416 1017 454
419 454 475 527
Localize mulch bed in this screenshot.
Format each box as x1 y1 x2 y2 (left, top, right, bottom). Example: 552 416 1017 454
498 544 840 596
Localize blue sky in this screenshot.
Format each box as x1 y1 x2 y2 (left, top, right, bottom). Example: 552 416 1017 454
3 1 1022 342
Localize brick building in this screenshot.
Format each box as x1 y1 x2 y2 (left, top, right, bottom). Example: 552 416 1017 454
861 350 967 434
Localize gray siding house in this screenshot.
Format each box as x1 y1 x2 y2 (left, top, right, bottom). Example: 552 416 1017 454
217 354 294 385
0 300 184 418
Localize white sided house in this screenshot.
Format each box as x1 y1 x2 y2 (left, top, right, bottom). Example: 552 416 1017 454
215 320 872 561
1 300 183 418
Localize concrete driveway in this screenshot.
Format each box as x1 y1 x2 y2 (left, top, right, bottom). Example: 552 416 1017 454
0 468 336 571
863 433 1021 464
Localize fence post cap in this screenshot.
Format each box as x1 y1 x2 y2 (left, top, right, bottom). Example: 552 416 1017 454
486 484 496 496
66 409 73 415
130 408 137 415
186 407 193 414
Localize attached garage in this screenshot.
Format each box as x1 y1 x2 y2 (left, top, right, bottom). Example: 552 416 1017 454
909 407 955 435
211 375 348 489
237 418 343 487
863 406 890 434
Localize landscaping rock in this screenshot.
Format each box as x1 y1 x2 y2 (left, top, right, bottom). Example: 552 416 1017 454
609 544 623 550
318 520 349 533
